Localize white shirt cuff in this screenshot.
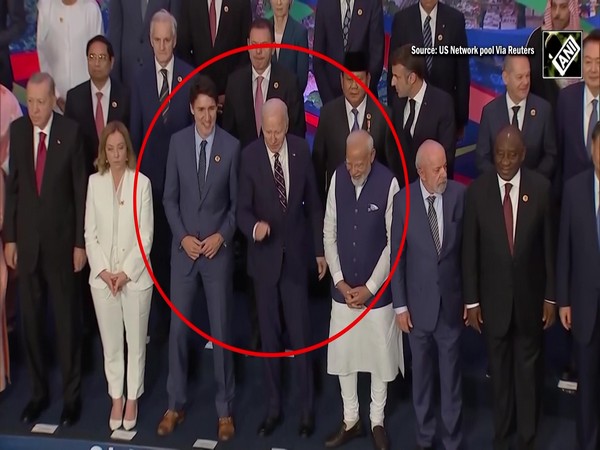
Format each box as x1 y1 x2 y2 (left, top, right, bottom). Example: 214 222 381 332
544 299 556 305
332 271 344 286
252 222 259 242
365 280 378 298
466 303 480 309
395 306 408 315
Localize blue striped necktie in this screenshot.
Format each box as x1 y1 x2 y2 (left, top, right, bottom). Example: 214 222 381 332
423 15 433 74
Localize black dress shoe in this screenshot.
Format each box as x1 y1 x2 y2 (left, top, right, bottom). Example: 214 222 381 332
21 399 49 424
257 415 281 436
299 413 314 438
60 400 81 427
325 420 364 448
372 426 390 450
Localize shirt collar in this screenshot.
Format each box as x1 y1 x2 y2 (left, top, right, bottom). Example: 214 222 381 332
344 95 367 116
497 169 521 191
91 78 111 97
194 124 216 149
419 2 438 22
584 84 600 106
34 113 54 137
252 64 272 83
506 93 526 110
419 178 441 201
411 80 427 104
155 56 175 76
267 138 288 160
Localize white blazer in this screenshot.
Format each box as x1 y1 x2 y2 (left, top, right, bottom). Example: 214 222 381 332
84 169 154 290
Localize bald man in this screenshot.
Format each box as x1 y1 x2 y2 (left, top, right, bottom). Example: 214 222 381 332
323 130 402 450
391 140 465 450
237 98 326 438
463 125 556 450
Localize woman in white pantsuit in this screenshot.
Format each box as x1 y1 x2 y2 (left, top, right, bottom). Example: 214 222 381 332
84 121 154 431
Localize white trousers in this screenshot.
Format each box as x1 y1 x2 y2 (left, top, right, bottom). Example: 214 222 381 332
91 286 152 400
339 373 388 429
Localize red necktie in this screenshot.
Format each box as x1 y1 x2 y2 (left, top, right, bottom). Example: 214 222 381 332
36 131 47 195
254 75 264 135
503 183 513 255
209 0 217 45
95 91 104 138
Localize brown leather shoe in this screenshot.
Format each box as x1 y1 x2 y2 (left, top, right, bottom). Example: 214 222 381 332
372 425 390 450
325 420 364 448
157 410 184 436
218 416 235 441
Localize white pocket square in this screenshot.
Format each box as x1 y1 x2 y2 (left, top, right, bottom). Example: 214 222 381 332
367 203 379 212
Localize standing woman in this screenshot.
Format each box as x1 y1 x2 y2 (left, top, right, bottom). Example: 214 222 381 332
84 121 154 431
271 0 309 95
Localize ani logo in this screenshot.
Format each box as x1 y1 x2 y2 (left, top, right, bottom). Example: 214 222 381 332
542 31 583 79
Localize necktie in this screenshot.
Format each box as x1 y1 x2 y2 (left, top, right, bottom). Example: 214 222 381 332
159 68 169 122
141 0 148 20
404 99 416 135
198 140 207 195
254 75 264 136
511 105 520 129
503 183 514 255
273 153 287 211
36 131 47 195
351 108 360 132
209 0 217 46
423 16 433 74
587 99 598 157
342 0 351 50
427 195 441 254
95 92 104 138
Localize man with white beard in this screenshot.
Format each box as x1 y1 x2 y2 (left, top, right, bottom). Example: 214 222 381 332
323 130 402 450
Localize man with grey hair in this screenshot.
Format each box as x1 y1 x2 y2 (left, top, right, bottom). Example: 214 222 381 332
323 129 402 450
130 9 193 343
237 98 326 438
391 139 466 450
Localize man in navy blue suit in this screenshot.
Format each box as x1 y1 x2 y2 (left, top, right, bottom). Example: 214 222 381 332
391 139 465 450
313 0 384 105
237 98 327 438
557 121 600 450
130 9 194 341
159 75 238 441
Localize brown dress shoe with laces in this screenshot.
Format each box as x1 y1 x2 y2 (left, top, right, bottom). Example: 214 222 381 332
218 416 235 441
157 410 185 436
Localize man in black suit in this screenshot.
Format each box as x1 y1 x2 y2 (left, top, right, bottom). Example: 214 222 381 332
476 55 556 181
223 18 305 150
4 72 88 426
388 44 455 188
0 0 25 89
177 0 251 105
313 0 384 105
388 0 469 170
463 125 556 450
312 51 394 205
65 35 130 175
557 121 600 450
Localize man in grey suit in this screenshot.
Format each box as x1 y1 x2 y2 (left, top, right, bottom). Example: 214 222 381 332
391 140 465 450
475 55 556 180
108 0 180 88
159 75 239 441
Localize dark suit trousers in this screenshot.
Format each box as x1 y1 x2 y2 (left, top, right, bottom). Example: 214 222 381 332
485 316 542 450
166 249 235 417
408 301 463 450
574 305 600 450
19 246 82 404
254 254 314 417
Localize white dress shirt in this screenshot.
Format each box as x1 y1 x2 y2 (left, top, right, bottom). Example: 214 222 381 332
345 97 367 133
252 64 272 106
404 81 427 136
207 0 223 31
340 0 355 27
506 94 526 131
419 3 438 44
33 114 54 167
36 0 104 100
91 78 111 128
323 170 400 296
584 85 600 148
155 57 175 97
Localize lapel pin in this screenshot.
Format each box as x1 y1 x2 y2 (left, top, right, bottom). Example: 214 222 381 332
177 76 183 83
530 108 536 116
366 113 372 132
273 81 279 89
292 153 296 157
57 139 61 145
357 8 363 15
522 194 529 202
214 155 221 162
438 34 443 41
111 101 117 108
59 17 63 22
224 5 229 12
119 200 124 206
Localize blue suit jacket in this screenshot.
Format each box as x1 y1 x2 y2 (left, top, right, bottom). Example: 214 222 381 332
163 124 240 276
108 0 180 88
130 57 194 195
271 17 309 94
237 135 324 286
313 0 384 104
391 179 465 332
556 169 600 345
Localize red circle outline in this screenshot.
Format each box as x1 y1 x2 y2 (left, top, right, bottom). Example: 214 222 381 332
133 43 411 358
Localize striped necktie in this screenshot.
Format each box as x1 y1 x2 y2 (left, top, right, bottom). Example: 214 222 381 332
159 68 169 122
423 16 433 74
427 195 441 254
273 153 287 211
342 0 351 50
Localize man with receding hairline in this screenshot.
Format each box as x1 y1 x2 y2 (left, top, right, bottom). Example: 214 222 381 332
391 139 465 450
464 125 556 450
323 130 402 450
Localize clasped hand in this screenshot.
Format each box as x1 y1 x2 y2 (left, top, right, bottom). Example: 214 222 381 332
336 280 371 309
99 270 129 296
182 233 224 260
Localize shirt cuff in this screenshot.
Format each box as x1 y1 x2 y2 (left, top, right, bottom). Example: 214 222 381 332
331 271 344 286
544 299 556 305
395 306 408 315
252 222 259 242
466 303 480 309
365 280 378 297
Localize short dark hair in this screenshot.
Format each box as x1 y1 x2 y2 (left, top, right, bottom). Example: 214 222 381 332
249 18 273 41
583 28 600 51
86 35 115 60
189 74 218 105
389 44 426 80
592 120 600 143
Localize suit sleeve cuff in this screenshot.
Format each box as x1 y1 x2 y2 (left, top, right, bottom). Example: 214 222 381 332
466 303 480 309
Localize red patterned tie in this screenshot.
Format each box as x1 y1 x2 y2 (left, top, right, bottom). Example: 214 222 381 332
36 131 47 195
254 76 264 135
95 92 104 138
503 183 513 255
209 0 217 45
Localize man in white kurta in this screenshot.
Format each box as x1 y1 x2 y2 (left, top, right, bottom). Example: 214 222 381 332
323 130 403 450
36 0 103 112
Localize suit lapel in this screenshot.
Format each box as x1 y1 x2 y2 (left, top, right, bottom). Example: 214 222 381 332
522 96 535 143
411 6 425 47
486 172 512 257
202 127 225 202
413 86 429 138
184 126 202 205
214 0 230 48
102 171 115 227
42 115 63 196
434 4 447 49
24 120 36 192
440 186 453 257
362 98 375 133
287 141 300 208
575 84 586 152
333 0 345 52
107 81 121 123
412 181 438 257
258 140 281 208
513 172 532 258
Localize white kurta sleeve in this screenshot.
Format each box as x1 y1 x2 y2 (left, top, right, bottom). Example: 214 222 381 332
323 172 344 286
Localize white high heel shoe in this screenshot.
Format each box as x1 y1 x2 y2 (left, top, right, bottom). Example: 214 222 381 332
123 400 138 431
109 397 124 431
